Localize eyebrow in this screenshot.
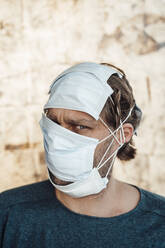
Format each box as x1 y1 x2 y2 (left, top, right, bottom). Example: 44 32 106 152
67 119 96 126
46 113 97 127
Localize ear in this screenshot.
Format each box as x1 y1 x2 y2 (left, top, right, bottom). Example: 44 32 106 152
116 123 134 144
122 123 134 143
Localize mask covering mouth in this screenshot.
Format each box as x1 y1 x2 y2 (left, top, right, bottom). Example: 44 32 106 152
39 62 133 198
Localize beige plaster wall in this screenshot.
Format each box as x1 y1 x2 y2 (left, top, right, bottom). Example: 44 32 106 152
0 0 165 195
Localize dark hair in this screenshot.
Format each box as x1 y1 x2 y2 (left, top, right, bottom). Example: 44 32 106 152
101 63 142 161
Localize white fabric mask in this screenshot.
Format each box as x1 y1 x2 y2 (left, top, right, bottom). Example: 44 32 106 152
39 114 112 198
44 62 123 120
39 107 133 198
40 113 100 182
49 168 109 198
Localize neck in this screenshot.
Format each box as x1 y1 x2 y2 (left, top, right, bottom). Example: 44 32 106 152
55 175 132 217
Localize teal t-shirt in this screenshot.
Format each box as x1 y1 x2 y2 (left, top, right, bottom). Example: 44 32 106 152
0 180 165 248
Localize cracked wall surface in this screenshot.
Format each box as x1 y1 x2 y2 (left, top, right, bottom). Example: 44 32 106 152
0 0 165 195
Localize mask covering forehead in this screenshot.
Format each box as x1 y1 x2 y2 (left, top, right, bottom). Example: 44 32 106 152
44 62 123 120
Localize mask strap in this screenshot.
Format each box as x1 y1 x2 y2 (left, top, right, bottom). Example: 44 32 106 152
109 96 115 105
119 119 125 144
105 150 118 178
97 106 135 174
99 105 134 145
99 118 122 145
97 144 121 170
117 105 134 144
97 139 114 169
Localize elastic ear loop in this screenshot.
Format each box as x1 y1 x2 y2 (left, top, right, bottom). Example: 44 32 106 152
97 137 122 171
97 146 120 171
97 119 123 176
97 136 122 178
118 105 135 143
119 119 126 144
100 105 134 144
99 118 122 145
97 139 114 169
97 106 134 177
105 150 118 178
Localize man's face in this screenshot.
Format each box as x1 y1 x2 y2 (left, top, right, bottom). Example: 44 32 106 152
46 108 118 185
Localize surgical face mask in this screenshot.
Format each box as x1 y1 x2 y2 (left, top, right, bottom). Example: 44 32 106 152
44 62 123 121
39 107 133 198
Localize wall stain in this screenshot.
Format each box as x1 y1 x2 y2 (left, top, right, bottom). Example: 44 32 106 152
131 4 137 9
39 151 45 165
135 31 158 55
0 21 4 29
72 0 79 5
99 13 165 56
142 13 165 27
5 142 39 151
0 22 14 37
157 41 165 50
128 13 165 27
99 27 123 49
146 76 151 102
33 172 41 180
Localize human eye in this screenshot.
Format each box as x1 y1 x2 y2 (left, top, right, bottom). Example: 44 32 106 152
76 125 89 130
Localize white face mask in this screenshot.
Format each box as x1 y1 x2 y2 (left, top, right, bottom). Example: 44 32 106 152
44 62 123 121
39 107 133 198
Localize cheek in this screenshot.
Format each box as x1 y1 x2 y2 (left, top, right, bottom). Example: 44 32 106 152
80 128 109 140
95 142 104 154
94 126 110 140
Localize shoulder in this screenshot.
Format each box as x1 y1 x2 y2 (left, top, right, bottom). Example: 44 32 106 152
138 186 165 218
0 180 55 209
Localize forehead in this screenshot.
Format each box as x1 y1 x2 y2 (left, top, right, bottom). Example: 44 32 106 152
45 108 96 121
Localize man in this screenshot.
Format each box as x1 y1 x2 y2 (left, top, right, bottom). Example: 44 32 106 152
0 62 165 248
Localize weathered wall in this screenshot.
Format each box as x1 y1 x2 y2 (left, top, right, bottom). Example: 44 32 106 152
0 0 165 195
